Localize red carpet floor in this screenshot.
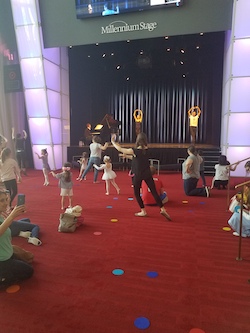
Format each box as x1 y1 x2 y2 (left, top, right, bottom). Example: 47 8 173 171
1 169 250 333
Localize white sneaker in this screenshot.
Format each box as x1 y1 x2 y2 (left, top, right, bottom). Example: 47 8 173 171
28 237 42 246
233 231 247 238
19 231 31 238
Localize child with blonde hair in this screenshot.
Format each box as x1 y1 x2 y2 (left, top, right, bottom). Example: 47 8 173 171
35 148 50 186
93 156 120 195
51 162 73 209
76 152 88 180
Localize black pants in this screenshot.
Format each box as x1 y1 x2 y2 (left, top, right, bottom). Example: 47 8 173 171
0 255 33 288
133 176 163 209
3 179 17 205
16 150 26 169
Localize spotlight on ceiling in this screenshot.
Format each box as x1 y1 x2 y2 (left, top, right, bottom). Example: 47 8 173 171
180 49 185 54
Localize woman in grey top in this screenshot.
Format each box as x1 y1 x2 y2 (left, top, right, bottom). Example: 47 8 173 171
182 146 210 197
80 136 108 183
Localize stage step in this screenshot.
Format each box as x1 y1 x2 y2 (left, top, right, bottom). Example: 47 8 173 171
200 148 221 176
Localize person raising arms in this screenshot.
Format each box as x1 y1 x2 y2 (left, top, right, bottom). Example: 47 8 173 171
111 132 171 220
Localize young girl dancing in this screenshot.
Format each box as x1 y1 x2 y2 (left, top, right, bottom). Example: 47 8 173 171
0 148 21 207
93 156 120 195
51 162 73 209
76 152 88 180
35 148 51 186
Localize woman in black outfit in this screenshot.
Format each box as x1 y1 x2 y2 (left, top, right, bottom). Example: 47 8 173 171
111 133 171 220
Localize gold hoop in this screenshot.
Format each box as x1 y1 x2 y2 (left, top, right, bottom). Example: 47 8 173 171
133 109 143 123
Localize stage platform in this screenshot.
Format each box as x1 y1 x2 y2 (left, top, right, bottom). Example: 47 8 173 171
67 143 221 173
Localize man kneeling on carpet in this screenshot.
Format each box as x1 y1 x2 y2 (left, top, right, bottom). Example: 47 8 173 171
0 190 34 288
141 166 168 206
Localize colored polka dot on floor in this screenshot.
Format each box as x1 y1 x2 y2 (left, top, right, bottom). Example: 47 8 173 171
111 219 118 223
146 271 158 278
182 200 188 204
223 227 231 231
113 197 118 200
106 206 112 209
189 328 206 333
112 269 124 276
199 202 205 205
6 284 20 293
134 317 150 330
93 232 102 236
128 197 134 201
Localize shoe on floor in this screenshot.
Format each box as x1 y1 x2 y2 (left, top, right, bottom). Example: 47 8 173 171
28 237 42 246
135 211 147 217
233 231 247 238
19 231 31 238
160 210 172 221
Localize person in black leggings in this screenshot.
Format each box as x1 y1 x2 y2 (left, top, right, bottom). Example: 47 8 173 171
111 132 171 220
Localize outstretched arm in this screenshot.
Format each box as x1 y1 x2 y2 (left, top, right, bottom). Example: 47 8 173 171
93 164 106 170
35 152 42 159
23 130 27 139
197 108 201 117
111 135 134 155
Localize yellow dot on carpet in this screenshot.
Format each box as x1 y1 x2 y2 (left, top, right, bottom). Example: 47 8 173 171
182 200 188 204
6 284 20 293
223 227 231 231
111 219 118 223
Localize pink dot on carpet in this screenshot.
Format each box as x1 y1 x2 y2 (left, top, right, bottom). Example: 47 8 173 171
189 328 206 333
94 232 102 235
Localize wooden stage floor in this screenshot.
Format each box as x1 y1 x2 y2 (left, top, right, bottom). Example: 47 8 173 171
67 143 220 166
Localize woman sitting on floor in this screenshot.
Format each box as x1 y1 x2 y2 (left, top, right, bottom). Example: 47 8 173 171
228 190 250 238
0 190 34 288
211 155 239 190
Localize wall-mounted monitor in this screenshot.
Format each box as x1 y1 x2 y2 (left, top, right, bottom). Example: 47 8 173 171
75 0 183 19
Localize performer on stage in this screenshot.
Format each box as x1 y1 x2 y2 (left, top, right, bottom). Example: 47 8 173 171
133 109 143 136
84 123 92 146
188 106 201 144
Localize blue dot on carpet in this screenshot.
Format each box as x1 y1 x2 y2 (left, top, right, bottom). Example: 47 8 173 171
113 197 118 200
134 317 150 330
199 202 205 205
147 271 158 278
128 197 134 201
106 206 113 209
112 269 124 276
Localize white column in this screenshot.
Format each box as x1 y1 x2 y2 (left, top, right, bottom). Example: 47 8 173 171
10 0 70 170
221 0 250 176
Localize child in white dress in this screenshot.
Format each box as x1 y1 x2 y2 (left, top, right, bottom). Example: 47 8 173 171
76 152 88 180
93 156 120 195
